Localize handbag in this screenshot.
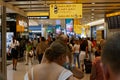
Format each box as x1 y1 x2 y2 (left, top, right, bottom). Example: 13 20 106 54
28 50 33 58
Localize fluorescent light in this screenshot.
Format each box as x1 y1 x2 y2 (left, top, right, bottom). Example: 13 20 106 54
29 20 39 26
87 18 104 26
31 31 41 33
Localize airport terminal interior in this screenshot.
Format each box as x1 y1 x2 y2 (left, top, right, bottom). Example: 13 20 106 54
0 0 120 80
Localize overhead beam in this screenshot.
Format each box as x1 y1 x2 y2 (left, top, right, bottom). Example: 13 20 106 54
0 1 27 16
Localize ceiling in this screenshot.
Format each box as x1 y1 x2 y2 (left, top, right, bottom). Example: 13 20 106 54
3 0 120 25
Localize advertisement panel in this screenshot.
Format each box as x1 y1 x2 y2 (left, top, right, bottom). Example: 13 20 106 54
65 19 73 35
55 25 61 34
6 32 14 52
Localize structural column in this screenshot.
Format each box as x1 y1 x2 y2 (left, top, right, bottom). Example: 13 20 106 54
1 5 7 80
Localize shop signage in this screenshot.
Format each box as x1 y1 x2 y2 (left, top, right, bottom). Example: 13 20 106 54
16 15 28 32
19 20 27 27
50 4 82 19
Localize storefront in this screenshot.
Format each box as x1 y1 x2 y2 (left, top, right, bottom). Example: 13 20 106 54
91 24 106 43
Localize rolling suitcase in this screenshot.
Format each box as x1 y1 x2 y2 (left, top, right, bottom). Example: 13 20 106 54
84 59 92 74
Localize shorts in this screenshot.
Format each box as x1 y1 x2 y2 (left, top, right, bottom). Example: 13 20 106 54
79 51 86 64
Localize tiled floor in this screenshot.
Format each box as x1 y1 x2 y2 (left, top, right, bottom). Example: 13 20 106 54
7 60 90 80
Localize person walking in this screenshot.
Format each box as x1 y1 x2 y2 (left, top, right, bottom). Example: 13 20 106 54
25 40 33 65
8 37 19 70
36 37 48 63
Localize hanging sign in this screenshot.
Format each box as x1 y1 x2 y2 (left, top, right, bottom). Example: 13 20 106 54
50 4 82 19
74 19 82 34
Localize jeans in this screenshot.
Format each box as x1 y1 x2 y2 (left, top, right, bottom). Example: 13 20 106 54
73 53 80 68
38 54 43 64
88 51 92 61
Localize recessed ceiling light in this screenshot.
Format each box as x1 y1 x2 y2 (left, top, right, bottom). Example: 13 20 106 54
91 9 95 11
91 13 94 15
91 16 94 18
91 3 95 4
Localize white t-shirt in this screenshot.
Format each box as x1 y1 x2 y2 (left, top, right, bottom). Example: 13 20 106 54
88 40 92 52
10 40 19 48
73 44 80 53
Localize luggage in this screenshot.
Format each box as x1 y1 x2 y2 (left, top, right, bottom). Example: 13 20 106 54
84 59 92 73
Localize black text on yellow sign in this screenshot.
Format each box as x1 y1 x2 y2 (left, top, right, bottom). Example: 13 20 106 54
50 4 82 19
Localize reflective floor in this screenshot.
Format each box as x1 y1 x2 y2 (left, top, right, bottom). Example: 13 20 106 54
7 60 90 80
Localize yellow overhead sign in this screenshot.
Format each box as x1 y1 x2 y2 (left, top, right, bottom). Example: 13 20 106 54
50 4 82 19
27 12 49 16
106 11 120 17
74 19 82 34
74 25 82 34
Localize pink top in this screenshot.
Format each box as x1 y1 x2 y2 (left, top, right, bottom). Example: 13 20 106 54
90 57 105 80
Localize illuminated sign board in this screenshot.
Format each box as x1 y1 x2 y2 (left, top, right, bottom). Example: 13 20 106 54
28 16 49 19
19 20 27 27
16 15 28 32
50 4 82 19
66 19 73 33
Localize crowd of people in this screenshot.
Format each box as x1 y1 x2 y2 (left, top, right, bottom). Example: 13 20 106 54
6 32 120 80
